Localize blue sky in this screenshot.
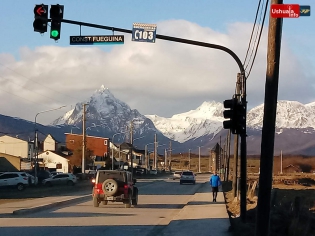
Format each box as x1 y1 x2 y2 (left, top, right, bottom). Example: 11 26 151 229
0 0 314 124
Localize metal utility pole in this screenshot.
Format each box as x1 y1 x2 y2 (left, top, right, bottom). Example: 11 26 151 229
82 103 87 174
255 1 283 235
240 72 247 223
233 74 241 198
219 136 222 177
154 134 157 169
169 141 172 171
188 149 191 170
164 149 167 169
280 150 283 174
226 130 231 181
130 121 134 175
198 146 201 173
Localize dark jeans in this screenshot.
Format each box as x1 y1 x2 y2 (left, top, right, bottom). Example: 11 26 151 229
212 186 218 200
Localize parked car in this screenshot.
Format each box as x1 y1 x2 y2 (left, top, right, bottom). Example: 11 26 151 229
0 172 29 190
173 171 182 180
27 170 52 184
149 169 157 175
50 171 63 176
92 170 138 208
180 171 196 185
42 173 77 187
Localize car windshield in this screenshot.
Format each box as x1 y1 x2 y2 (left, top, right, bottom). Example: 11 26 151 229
98 171 126 183
182 172 193 175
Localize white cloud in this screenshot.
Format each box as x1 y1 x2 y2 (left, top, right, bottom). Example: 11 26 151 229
0 20 313 124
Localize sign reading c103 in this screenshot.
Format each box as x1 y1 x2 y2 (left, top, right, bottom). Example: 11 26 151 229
132 23 157 43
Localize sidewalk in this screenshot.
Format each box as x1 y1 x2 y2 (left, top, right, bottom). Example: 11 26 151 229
159 183 232 236
0 189 91 216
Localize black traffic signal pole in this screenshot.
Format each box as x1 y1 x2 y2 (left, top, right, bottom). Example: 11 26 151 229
56 18 248 221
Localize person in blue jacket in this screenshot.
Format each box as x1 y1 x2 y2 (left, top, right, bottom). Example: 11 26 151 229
210 171 221 202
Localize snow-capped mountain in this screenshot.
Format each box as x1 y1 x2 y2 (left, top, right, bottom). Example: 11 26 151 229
146 101 225 143
146 100 315 150
52 85 178 148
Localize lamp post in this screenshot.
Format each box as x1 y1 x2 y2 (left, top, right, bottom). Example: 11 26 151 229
34 105 66 181
112 131 126 170
198 146 203 173
188 149 191 170
156 143 166 170
145 142 155 170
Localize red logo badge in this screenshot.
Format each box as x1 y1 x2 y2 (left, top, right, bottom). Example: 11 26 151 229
271 4 300 18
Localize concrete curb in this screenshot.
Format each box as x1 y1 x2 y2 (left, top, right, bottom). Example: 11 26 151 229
12 194 91 215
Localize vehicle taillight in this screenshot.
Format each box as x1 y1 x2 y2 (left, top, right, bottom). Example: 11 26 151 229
23 177 28 180
124 184 128 189
95 183 102 189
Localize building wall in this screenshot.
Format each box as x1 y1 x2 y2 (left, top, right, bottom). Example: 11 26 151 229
65 133 110 157
0 135 29 158
43 134 56 151
65 133 110 168
0 153 21 171
38 151 69 173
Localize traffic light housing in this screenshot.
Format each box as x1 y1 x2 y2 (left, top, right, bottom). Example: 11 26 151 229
50 4 64 40
33 4 48 33
223 98 246 134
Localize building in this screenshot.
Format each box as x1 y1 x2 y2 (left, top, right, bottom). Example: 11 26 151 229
0 135 33 159
65 133 110 168
283 164 302 174
0 153 21 172
43 134 59 152
37 150 69 173
210 143 224 172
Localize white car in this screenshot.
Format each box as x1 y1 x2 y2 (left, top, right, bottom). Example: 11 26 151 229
173 171 182 180
42 173 77 186
0 172 29 190
180 171 196 185
25 173 38 185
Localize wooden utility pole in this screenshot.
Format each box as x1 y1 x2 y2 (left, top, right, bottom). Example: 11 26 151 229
255 1 283 235
82 103 87 174
232 74 241 198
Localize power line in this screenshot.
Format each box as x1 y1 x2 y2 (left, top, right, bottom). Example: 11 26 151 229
243 0 262 65
245 0 269 78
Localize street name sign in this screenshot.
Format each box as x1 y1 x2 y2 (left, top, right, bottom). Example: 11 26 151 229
132 23 157 43
70 35 124 45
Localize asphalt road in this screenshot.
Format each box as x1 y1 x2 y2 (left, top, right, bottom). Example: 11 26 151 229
0 174 217 236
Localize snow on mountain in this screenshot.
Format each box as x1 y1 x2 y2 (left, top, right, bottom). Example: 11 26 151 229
146 101 225 143
52 85 152 135
147 100 315 143
247 100 315 129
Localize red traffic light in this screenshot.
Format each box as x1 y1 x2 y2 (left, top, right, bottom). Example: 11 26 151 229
34 5 48 18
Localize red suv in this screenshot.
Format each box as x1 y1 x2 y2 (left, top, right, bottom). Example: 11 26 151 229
92 170 138 208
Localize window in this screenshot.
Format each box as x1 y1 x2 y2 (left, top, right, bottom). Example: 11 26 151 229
56 163 62 169
104 140 107 145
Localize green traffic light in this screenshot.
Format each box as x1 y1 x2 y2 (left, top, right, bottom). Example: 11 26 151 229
51 30 59 38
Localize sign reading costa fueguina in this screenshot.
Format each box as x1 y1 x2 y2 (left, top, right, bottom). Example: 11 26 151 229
69 35 124 45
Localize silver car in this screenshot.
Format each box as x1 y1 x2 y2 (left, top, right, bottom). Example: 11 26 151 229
42 173 77 186
173 171 182 180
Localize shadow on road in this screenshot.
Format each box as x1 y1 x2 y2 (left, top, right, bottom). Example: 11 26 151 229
134 203 186 209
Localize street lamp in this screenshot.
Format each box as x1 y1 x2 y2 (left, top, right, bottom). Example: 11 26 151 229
34 105 66 181
112 131 127 170
145 142 155 170
188 149 191 170
197 146 204 173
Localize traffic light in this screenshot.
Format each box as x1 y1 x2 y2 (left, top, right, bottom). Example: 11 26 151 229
223 98 237 133
33 4 48 33
50 4 64 40
222 98 246 134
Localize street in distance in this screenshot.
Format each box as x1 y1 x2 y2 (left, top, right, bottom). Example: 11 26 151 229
70 35 124 45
